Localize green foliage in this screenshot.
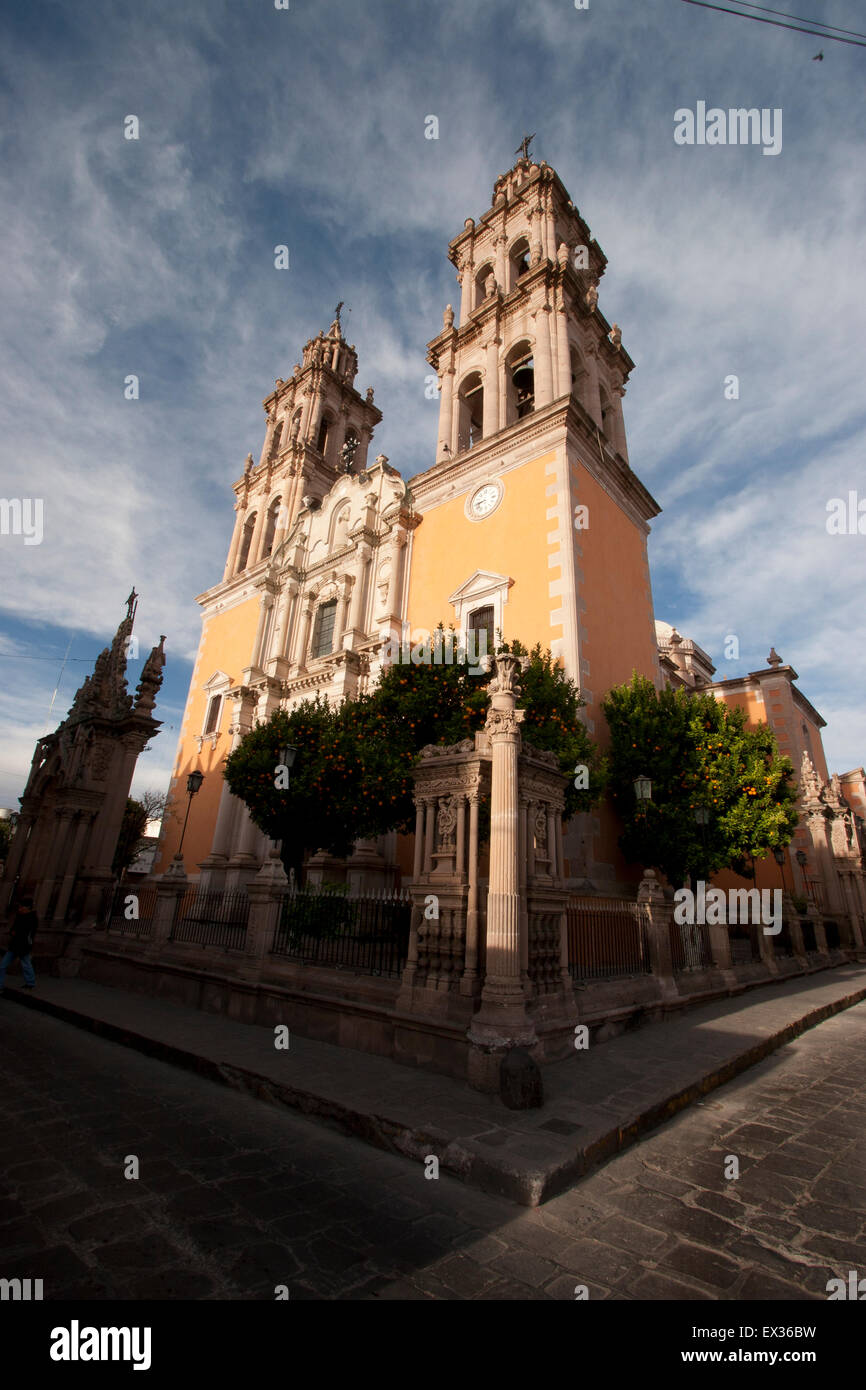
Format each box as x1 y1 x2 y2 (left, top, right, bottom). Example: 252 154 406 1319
602 673 799 888
223 633 601 870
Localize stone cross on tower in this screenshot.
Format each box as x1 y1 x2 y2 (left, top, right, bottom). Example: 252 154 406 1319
515 132 535 161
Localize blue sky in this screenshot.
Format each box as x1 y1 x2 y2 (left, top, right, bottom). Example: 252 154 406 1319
0 0 864 809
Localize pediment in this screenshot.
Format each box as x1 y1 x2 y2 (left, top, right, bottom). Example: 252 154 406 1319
448 570 513 605
203 670 232 691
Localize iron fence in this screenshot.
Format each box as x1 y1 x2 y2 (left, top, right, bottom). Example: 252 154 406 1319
272 886 411 977
170 887 249 950
669 917 713 972
566 897 651 982
729 922 761 965
105 882 158 937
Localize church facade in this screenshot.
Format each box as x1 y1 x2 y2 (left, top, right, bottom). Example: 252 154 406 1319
154 152 863 926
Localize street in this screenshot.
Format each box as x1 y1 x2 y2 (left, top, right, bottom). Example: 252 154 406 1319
0 998 864 1300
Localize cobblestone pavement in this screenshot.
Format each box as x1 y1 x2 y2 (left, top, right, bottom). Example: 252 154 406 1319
0 998 864 1300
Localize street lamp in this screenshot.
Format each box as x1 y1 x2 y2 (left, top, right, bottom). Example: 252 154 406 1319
278 745 298 782
694 805 710 880
773 845 791 896
176 769 204 861
633 774 652 807
794 847 813 906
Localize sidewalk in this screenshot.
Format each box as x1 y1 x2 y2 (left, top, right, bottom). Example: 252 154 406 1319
3 965 866 1206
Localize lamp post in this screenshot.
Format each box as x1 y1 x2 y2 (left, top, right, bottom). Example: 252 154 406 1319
277 745 298 786
633 774 652 811
773 845 791 897
277 745 299 887
694 805 710 881
176 770 204 862
795 848 812 905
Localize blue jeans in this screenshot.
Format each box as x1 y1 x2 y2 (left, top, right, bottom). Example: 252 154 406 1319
0 950 35 988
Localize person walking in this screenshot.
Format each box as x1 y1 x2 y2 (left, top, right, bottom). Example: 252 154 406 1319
0 896 38 993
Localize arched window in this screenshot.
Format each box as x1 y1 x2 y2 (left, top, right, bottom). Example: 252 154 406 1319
312 599 338 658
457 372 484 452
505 342 535 423
262 499 281 558
474 263 494 311
316 416 331 455
268 421 283 461
237 513 256 571
508 237 530 290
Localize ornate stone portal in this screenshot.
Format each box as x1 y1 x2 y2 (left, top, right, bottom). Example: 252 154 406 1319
0 595 166 957
396 653 577 1090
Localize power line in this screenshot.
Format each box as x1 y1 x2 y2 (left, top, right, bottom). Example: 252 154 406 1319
679 0 866 46
732 2 866 40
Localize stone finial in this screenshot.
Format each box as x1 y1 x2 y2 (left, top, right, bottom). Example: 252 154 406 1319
443 303 454 329
365 386 375 403
134 635 166 715
557 242 570 267
609 323 622 349
799 750 823 806
244 452 254 474
767 647 782 668
485 271 497 298
375 453 388 468
585 283 598 312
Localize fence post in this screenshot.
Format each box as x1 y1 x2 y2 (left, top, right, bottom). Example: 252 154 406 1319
147 858 187 956
637 870 677 997
706 920 733 971
244 846 287 976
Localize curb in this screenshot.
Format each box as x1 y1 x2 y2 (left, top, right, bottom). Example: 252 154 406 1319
6 981 866 1206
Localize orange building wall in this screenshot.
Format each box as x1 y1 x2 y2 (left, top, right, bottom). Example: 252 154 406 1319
572 460 660 882
155 596 260 874
406 451 560 647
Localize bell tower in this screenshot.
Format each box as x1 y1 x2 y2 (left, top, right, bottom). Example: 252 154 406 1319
407 145 664 887
223 307 382 583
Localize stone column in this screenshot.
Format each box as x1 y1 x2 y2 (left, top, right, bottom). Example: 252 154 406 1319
556 307 572 401
638 870 677 998
224 506 245 581
468 654 536 1085
437 366 455 463
533 305 554 408
52 812 92 923
271 581 297 663
583 341 603 428
611 383 629 463
546 806 557 877
248 502 268 568
458 264 473 326
456 795 466 878
483 339 499 438
147 861 188 957
335 577 352 649
251 592 274 670
461 791 481 994
423 800 435 875
294 601 315 672
346 545 370 641
240 847 287 984
412 804 424 882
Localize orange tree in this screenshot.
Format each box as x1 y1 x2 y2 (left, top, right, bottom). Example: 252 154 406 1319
223 636 601 878
602 673 798 888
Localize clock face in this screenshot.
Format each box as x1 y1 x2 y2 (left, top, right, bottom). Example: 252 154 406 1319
471 483 501 518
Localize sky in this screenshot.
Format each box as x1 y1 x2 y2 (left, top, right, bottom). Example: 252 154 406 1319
0 0 864 811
